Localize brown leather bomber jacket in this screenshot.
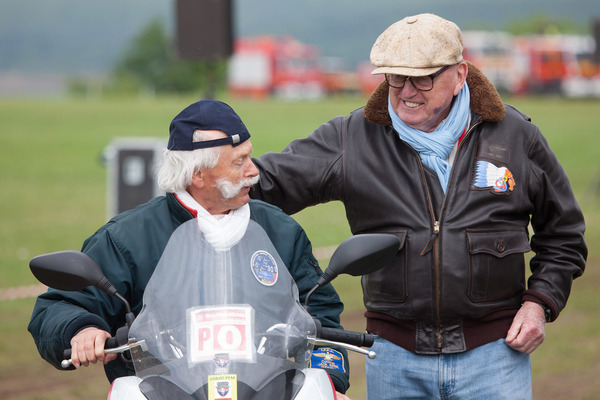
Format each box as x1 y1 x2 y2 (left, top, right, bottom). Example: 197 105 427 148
251 63 587 354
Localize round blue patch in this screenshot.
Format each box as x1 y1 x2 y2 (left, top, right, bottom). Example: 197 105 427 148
250 250 278 286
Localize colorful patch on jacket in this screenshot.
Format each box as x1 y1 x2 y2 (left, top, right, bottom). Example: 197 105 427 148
472 160 515 193
208 374 237 400
250 250 278 286
309 348 345 372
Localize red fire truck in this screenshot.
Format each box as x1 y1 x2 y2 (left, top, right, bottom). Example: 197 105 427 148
227 36 325 100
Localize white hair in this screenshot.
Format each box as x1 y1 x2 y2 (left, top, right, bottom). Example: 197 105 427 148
156 131 222 193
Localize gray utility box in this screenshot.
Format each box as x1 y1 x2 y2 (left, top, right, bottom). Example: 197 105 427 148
104 138 166 219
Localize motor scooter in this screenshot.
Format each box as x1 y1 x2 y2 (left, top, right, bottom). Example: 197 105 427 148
30 218 398 400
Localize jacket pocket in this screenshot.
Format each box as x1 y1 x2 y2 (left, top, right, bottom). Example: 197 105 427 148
362 229 408 304
466 229 531 302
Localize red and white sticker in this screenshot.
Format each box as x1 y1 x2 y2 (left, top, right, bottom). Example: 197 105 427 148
188 305 255 364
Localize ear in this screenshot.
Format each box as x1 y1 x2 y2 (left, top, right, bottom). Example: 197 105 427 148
190 170 205 189
454 62 469 96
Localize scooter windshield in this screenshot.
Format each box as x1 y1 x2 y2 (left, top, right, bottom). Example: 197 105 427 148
128 218 316 399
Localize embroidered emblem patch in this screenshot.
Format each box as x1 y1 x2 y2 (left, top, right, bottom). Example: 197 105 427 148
208 374 238 400
309 348 345 372
214 353 230 368
472 160 515 193
250 250 278 286
217 381 230 397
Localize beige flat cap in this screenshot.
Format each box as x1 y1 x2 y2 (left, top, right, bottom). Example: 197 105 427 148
370 13 464 76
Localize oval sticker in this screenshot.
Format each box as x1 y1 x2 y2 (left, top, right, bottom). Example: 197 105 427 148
250 250 278 286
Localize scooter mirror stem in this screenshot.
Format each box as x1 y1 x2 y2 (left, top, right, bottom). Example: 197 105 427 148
304 272 335 311
304 233 399 310
115 293 135 328
304 284 319 312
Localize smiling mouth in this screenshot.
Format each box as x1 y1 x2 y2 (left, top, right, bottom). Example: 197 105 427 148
404 100 422 108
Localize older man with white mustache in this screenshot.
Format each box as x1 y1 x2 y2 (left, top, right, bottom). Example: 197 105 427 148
29 100 352 399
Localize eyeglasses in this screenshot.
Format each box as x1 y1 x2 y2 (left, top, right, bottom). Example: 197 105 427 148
385 64 454 91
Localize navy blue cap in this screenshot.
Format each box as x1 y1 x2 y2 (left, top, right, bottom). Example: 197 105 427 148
167 100 251 150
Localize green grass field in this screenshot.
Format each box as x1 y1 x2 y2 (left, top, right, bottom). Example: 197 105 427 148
1 94 599 399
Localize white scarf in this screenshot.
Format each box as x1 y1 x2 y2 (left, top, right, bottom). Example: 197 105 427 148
175 191 250 251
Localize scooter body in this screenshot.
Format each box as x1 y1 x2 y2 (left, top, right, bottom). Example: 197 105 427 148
30 217 399 400
109 369 335 400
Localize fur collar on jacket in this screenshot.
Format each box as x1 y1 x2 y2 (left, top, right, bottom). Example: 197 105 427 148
363 62 505 126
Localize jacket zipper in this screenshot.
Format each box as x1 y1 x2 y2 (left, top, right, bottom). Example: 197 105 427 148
432 119 482 351
432 221 442 350
407 118 483 352
397 117 482 352
406 146 441 349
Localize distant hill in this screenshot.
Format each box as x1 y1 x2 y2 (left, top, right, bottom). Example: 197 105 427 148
0 0 598 76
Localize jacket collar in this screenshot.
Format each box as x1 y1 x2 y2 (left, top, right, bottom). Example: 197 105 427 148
167 192 196 223
363 62 505 126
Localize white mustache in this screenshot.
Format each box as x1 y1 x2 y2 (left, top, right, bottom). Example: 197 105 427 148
216 174 260 199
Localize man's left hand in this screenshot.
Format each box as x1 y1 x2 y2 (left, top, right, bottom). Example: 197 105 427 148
336 391 352 400
505 301 546 353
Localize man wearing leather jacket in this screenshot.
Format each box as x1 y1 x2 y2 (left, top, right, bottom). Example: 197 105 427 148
250 14 587 399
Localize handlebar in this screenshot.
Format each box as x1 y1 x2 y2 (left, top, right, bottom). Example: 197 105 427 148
62 336 120 361
62 325 130 368
311 318 377 359
319 327 375 348
62 321 377 368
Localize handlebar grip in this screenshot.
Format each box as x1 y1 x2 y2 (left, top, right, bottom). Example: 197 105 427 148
319 327 375 347
63 336 120 360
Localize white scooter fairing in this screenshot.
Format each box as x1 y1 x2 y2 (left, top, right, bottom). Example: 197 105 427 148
108 369 335 400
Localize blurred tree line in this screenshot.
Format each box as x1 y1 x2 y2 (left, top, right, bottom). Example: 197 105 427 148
67 19 227 98
505 13 583 35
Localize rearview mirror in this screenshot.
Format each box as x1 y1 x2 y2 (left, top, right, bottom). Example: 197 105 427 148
30 250 135 326
325 233 399 279
305 233 399 308
29 250 117 296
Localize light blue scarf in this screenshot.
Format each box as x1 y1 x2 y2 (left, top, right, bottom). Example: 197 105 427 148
388 83 470 193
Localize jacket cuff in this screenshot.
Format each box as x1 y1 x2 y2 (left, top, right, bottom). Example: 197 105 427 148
522 290 557 322
328 370 350 394
64 314 111 345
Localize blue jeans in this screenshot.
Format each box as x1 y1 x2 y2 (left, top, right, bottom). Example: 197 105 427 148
366 337 532 400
